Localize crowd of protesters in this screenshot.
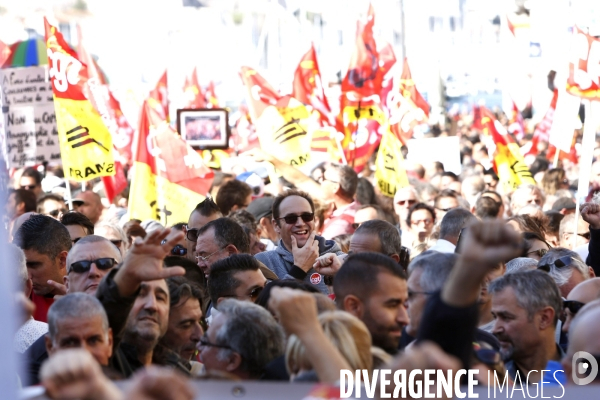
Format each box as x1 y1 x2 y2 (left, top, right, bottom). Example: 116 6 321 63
5 111 600 399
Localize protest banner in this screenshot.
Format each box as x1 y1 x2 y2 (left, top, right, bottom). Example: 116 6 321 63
0 66 61 168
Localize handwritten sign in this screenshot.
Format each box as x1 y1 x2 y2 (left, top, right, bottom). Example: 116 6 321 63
0 66 61 168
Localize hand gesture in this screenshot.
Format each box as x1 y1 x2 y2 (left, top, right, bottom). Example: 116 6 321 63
115 229 185 297
313 253 344 277
41 349 122 400
291 230 319 272
459 221 524 269
581 202 600 229
125 366 195 400
268 287 319 337
47 280 67 297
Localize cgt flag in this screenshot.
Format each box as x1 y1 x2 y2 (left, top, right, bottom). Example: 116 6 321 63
129 101 213 225
478 106 535 192
44 18 115 181
148 70 169 121
240 66 312 167
183 67 206 109
374 128 409 197
567 27 600 100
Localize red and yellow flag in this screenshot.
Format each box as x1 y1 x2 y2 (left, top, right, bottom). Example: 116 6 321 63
477 106 535 193
240 66 312 167
387 58 429 144
206 80 219 108
148 70 169 121
128 101 214 225
567 27 600 100
183 67 206 109
44 18 115 181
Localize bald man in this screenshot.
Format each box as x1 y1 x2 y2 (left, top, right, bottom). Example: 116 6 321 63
72 191 103 225
562 278 600 333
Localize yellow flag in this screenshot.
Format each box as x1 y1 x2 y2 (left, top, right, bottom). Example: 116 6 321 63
375 129 409 197
495 142 536 193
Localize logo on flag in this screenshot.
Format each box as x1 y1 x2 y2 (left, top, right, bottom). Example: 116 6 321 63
66 125 109 152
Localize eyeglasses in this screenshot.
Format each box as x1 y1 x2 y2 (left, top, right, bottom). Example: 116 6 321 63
48 208 68 218
195 247 225 263
170 244 187 256
564 300 585 315
199 335 232 350
396 199 417 206
435 207 455 212
538 255 573 272
276 213 315 225
111 240 123 248
70 258 117 274
249 286 264 302
527 248 548 259
186 227 200 242
566 232 591 240
20 184 38 190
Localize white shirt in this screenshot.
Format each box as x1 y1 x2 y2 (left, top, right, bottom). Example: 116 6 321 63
427 238 456 254
14 318 48 353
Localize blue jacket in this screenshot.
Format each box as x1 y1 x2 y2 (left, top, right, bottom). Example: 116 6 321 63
255 235 344 294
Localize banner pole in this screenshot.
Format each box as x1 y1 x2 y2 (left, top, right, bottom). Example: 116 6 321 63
575 100 597 248
553 149 560 168
65 178 74 211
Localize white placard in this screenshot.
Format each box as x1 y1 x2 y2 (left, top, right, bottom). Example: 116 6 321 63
406 136 462 175
549 88 581 153
0 66 61 168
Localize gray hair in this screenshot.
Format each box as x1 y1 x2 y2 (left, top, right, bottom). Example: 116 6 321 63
95 223 128 244
408 251 457 292
558 213 584 239
439 208 477 241
511 184 545 211
7 243 28 286
488 270 562 323
66 235 122 273
538 248 589 288
506 257 539 274
355 220 402 256
215 299 285 378
47 293 109 342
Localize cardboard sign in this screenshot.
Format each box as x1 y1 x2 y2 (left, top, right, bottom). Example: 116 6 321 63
0 66 61 168
406 136 461 175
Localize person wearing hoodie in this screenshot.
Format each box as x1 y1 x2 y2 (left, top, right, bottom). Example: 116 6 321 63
255 190 345 294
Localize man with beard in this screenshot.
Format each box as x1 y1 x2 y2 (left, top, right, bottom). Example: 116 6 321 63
333 252 409 354
489 270 563 382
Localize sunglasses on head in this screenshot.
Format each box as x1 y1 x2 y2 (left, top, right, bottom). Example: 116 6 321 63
70 258 117 274
277 213 314 225
538 255 573 272
564 300 585 315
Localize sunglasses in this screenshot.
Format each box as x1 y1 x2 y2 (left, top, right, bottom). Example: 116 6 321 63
20 184 38 190
396 199 417 206
564 300 585 315
527 248 548 259
538 255 573 272
249 286 264 302
170 244 187 256
186 227 200 242
199 335 232 350
70 258 117 273
48 208 68 217
276 213 314 225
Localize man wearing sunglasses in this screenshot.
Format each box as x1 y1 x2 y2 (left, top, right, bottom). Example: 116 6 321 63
538 249 593 297
208 255 267 306
64 235 122 295
37 193 67 220
255 190 345 294
559 213 590 250
562 278 600 334
184 198 222 263
393 186 420 244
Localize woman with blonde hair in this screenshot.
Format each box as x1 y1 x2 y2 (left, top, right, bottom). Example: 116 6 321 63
285 311 373 382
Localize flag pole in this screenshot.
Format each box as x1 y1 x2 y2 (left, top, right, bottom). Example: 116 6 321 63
65 178 74 211
553 149 560 168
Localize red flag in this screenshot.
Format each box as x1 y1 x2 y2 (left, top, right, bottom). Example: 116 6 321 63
183 67 206 109
387 58 429 143
508 101 525 141
206 80 219 108
239 66 282 121
567 27 600 100
341 4 383 97
148 70 169 121
293 44 334 126
524 90 558 157
0 39 11 67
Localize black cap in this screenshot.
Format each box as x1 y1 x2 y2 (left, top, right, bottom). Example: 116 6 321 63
247 197 274 221
551 197 576 212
